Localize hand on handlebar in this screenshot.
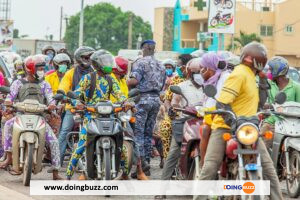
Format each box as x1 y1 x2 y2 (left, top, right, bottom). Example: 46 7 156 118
75 103 85 110
123 102 134 112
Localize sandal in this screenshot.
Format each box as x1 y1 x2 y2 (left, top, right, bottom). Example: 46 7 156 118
8 166 22 175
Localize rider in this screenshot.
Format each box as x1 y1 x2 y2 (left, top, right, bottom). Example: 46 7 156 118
13 60 25 80
66 50 133 180
45 53 71 94
156 58 205 199
159 54 192 161
198 52 230 167
57 46 95 167
197 42 283 200
42 45 56 73
261 56 300 148
0 55 62 180
110 56 129 103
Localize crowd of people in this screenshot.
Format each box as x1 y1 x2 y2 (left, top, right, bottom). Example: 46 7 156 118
0 39 298 199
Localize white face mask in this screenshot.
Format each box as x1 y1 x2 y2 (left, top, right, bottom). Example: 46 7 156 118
193 73 204 86
36 70 45 80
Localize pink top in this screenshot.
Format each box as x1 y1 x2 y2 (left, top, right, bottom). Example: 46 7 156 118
0 71 5 86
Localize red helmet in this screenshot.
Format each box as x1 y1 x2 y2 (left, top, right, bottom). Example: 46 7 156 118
113 56 128 75
24 55 46 76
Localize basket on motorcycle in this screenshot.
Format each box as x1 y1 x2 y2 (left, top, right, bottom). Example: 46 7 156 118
172 117 189 144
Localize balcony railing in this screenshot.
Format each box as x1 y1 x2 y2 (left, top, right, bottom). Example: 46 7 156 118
181 39 198 48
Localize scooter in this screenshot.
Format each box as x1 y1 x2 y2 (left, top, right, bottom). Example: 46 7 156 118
214 0 233 9
66 89 140 180
170 86 203 180
260 98 300 198
202 85 280 200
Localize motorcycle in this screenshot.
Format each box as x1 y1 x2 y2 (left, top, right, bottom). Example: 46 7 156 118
170 86 203 180
202 85 279 200
260 95 300 198
210 12 233 27
214 0 233 9
0 86 60 186
66 89 140 180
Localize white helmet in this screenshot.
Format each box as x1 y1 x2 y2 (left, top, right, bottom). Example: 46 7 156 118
162 59 175 68
53 53 71 66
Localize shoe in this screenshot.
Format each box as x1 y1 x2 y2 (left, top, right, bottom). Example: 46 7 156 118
137 172 149 180
159 159 164 169
131 167 151 179
142 160 150 172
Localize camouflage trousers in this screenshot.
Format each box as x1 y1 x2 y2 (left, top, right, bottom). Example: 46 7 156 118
134 95 160 163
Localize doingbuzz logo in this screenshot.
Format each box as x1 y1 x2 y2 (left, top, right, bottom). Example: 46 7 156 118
224 182 255 194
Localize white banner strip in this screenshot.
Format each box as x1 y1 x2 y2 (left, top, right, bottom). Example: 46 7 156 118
30 180 270 196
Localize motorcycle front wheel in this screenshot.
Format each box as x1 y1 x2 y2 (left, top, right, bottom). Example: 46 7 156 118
23 143 34 186
103 148 111 180
226 0 233 9
248 171 262 200
287 150 300 198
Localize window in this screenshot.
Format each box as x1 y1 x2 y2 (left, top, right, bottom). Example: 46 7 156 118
260 25 273 36
285 25 294 33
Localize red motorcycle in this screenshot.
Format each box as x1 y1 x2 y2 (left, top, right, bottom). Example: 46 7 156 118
170 86 203 180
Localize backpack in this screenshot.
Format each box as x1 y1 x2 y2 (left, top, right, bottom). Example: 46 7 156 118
18 79 45 104
88 72 113 101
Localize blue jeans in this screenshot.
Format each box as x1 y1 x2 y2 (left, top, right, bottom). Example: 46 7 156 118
58 110 74 166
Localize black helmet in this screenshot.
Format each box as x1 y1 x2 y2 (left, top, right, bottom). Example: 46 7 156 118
74 46 95 67
90 50 115 74
240 42 268 71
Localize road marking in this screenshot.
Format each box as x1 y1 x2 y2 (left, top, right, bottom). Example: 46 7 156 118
0 185 35 200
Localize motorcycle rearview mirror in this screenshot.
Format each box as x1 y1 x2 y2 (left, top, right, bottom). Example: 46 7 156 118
128 89 140 98
57 89 66 96
0 86 10 94
204 84 217 98
275 92 287 105
53 94 64 101
67 91 78 99
170 85 182 95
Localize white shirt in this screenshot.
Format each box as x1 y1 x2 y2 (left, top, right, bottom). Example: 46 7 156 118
171 80 205 107
204 70 230 108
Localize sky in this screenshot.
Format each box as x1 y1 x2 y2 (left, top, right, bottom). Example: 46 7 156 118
10 0 190 40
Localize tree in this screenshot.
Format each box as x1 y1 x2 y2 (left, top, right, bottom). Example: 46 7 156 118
227 31 262 51
64 3 152 54
13 29 19 38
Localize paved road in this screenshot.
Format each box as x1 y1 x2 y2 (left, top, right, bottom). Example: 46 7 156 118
0 157 295 200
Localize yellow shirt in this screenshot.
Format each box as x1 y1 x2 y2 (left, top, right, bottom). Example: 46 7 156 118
211 64 259 130
110 73 128 103
58 68 75 110
45 71 61 94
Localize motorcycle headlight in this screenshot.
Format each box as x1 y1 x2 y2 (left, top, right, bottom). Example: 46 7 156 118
97 105 113 114
236 124 259 145
119 110 132 122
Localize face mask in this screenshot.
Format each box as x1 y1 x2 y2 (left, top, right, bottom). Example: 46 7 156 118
176 67 184 78
193 73 204 86
166 69 173 77
36 70 45 80
102 66 112 74
47 52 54 60
58 65 68 73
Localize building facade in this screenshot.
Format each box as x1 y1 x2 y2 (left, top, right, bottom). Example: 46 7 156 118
154 0 300 67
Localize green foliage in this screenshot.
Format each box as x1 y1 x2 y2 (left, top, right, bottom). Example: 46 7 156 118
64 3 152 54
227 31 262 51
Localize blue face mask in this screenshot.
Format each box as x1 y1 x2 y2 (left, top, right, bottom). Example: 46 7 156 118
176 67 184 78
165 69 173 77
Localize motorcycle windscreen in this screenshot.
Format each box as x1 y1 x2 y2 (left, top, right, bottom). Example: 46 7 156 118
87 118 115 135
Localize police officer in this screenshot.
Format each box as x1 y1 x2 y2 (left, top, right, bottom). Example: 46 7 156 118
127 40 166 177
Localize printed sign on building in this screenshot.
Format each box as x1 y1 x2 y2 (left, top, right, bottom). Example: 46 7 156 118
0 20 13 50
208 0 236 34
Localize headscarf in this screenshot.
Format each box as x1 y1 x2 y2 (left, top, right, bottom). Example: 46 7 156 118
200 52 225 86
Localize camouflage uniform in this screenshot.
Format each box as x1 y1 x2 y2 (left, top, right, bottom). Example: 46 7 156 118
130 56 166 163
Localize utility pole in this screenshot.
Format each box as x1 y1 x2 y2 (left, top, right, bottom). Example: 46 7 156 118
79 0 84 46
59 6 63 41
127 13 133 49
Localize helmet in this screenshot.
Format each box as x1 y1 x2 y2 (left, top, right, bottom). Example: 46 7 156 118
113 56 128 75
53 53 71 66
42 45 56 55
268 56 289 78
162 59 176 69
226 55 240 69
191 49 206 58
24 55 46 76
74 46 95 66
240 41 268 71
14 59 24 69
90 50 115 74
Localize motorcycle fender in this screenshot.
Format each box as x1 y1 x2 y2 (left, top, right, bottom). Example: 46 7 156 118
86 133 97 179
284 137 300 152
271 132 285 168
20 132 36 144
